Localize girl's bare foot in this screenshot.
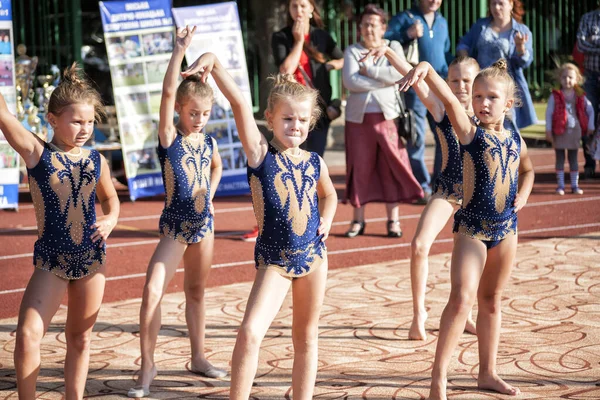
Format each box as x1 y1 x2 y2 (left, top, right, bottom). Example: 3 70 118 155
427 378 447 400
190 358 227 379
408 310 428 340
464 318 477 335
128 364 157 398
478 373 520 396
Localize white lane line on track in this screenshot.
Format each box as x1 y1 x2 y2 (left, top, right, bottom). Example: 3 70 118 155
3 191 600 234
2 156 572 213
0 221 599 295
2 195 600 259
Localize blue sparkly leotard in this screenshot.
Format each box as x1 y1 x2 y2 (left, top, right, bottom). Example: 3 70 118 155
28 143 105 280
453 124 521 244
247 143 326 279
157 131 214 244
432 113 464 204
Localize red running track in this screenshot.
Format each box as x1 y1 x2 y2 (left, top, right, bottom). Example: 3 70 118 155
0 147 599 319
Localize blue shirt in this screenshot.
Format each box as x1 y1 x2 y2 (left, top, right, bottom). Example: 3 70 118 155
385 7 452 77
456 17 537 129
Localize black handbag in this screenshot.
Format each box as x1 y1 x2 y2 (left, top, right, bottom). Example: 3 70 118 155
395 89 417 146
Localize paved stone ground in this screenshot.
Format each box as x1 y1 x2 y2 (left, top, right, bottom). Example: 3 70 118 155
0 233 599 399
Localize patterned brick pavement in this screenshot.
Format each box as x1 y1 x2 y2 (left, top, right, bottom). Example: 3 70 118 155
0 233 599 399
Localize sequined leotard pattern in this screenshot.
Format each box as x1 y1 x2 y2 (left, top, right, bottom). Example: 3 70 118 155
28 143 105 280
453 125 521 242
158 132 214 244
432 113 463 204
248 144 325 278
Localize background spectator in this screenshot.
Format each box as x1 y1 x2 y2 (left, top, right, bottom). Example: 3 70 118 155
342 4 423 238
271 0 344 157
456 0 537 130
576 4 600 179
385 0 452 203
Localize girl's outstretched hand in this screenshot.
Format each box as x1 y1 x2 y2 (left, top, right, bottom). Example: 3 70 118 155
359 44 388 63
175 25 196 50
181 52 216 83
397 61 430 91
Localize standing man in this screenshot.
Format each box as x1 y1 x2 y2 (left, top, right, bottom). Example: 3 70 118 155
385 0 451 203
577 4 600 179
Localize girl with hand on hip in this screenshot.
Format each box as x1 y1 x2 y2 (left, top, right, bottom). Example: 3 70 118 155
1 64 119 399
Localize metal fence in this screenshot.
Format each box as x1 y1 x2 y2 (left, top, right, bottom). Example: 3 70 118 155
10 0 600 106
324 0 599 100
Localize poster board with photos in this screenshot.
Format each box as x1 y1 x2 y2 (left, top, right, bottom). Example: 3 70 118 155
0 0 19 209
99 0 174 200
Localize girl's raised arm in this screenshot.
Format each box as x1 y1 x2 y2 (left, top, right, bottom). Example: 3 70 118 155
362 46 445 122
182 53 267 168
159 26 196 148
398 62 475 143
0 93 44 168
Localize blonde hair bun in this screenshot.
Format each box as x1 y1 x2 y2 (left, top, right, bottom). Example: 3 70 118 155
491 59 508 71
270 73 299 86
48 62 106 122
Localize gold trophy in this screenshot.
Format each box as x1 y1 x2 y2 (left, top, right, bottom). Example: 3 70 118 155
15 44 38 122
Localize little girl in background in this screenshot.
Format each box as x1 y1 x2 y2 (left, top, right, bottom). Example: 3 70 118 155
0 64 119 399
182 52 337 400
399 59 534 400
129 26 224 398
363 46 480 340
545 62 594 195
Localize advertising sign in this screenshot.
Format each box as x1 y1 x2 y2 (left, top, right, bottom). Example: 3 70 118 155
99 0 174 200
172 2 252 196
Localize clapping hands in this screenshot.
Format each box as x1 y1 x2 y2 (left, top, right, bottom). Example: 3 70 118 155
514 31 529 55
359 44 388 63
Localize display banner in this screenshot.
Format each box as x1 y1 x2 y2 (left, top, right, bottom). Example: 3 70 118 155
0 0 19 209
99 0 173 200
172 2 252 196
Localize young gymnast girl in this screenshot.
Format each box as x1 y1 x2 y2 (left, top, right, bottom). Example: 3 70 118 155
0 64 119 399
128 27 224 398
399 59 535 399
181 52 337 399
545 62 594 195
363 46 481 340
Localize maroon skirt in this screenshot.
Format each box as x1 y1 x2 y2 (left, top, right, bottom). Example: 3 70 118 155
344 113 424 208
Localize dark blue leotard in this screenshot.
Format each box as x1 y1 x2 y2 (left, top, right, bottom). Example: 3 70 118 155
247 144 326 278
432 113 463 204
157 132 214 244
28 143 105 279
453 125 521 246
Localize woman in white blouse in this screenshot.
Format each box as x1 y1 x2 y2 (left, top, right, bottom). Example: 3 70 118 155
342 3 423 238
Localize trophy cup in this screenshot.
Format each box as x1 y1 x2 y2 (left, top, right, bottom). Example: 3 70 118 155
36 74 55 141
15 44 38 123
36 75 54 113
